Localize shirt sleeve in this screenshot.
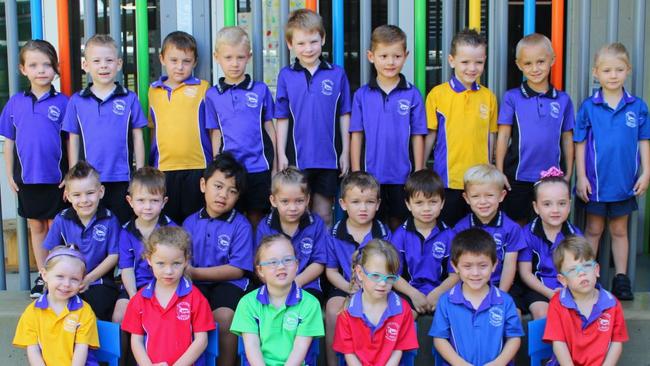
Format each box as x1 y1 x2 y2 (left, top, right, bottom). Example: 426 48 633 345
75 304 100 347
147 88 155 129
425 88 439 131
503 296 525 337
410 89 428 135
118 229 135 269
42 215 64 250
296 295 325 337
12 304 38 347
191 289 217 332
638 101 650 140
506 224 526 253
517 231 533 262
497 91 515 126
332 311 354 354
542 294 565 342
326 235 339 269
262 85 275 122
348 90 364 133
489 91 498 133
573 101 591 143
62 97 80 134
228 220 254 272
428 294 451 339
390 230 406 275
611 301 629 342
230 294 259 336
121 294 145 335
311 219 328 265
274 71 290 119
129 93 148 129
395 301 419 350
106 217 120 255
562 95 576 132
0 97 15 139
204 89 220 130
338 71 352 115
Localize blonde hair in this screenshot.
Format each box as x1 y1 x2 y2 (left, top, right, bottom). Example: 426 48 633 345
214 26 251 53
594 42 631 69
553 236 595 273
254 234 295 267
515 33 554 60
285 8 325 43
144 226 191 260
271 167 310 195
463 164 506 190
349 239 400 294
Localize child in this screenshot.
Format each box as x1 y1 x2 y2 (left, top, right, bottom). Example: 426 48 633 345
122 226 215 365
424 29 498 226
42 162 120 321
149 31 213 225
575 43 650 301
496 33 575 224
430 228 523 365
0 40 68 298
454 164 525 292
63 34 146 224
350 25 427 228
544 236 628 365
516 167 581 319
183 152 253 366
324 171 390 366
391 169 459 316
13 246 99 366
333 239 419 365
231 234 325 365
207 26 277 227
113 167 174 323
275 9 352 227
256 167 327 301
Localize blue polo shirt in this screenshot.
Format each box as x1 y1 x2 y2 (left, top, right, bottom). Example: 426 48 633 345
118 215 176 289
62 83 147 182
518 217 581 290
349 75 428 184
256 210 327 292
0 87 68 184
205 75 275 173
326 219 391 282
574 88 650 202
392 218 455 295
274 58 351 169
182 208 253 290
454 211 525 286
43 207 120 280
498 82 575 182
429 283 524 366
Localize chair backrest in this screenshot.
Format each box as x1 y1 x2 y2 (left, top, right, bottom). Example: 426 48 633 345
528 318 553 366
197 323 219 365
95 320 120 366
239 336 319 366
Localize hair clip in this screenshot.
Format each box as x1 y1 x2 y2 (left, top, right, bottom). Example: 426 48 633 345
539 167 564 179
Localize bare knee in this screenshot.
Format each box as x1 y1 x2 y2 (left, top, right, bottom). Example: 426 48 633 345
112 298 129 323
609 217 629 240
529 301 549 320
28 219 48 235
585 216 606 238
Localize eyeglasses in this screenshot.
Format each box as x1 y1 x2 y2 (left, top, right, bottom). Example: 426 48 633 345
361 267 398 284
561 260 597 278
259 256 298 268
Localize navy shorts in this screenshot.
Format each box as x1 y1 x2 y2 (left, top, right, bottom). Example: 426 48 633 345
195 282 244 311
303 168 338 198
101 181 131 224
439 188 470 227
576 196 638 218
502 180 535 223
17 183 65 219
81 279 119 321
510 280 548 314
163 169 204 224
237 170 271 213
378 184 409 223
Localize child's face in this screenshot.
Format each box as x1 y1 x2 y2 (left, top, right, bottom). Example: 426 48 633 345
339 187 380 226
214 42 251 83
593 54 630 93
127 186 168 223
20 50 56 90
367 42 408 80
160 46 197 86
288 29 324 68
557 255 599 296
355 253 397 301
82 44 122 87
256 240 298 289
533 182 570 229
200 170 239 218
448 44 486 88
406 192 443 226
270 184 309 225
41 257 85 302
463 183 505 223
65 176 104 221
516 44 554 88
452 252 496 292
147 244 187 287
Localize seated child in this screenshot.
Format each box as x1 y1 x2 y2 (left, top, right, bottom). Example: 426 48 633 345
256 167 327 301
13 246 99 366
430 228 523 365
544 236 628 365
42 161 120 321
231 234 325 365
122 226 215 365
333 239 418 365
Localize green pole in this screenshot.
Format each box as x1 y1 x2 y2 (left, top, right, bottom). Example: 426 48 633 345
224 0 237 26
414 0 426 96
135 0 150 161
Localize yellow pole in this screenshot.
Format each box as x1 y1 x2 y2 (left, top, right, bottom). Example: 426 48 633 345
469 0 481 30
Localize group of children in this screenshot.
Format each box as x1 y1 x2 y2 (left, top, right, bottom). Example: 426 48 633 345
5 7 644 366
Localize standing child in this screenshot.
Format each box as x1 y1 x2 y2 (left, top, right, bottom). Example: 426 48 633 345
231 234 325 366
333 239 419 366
424 29 498 226
13 247 99 366
544 236 628 365
575 43 650 300
496 33 575 225
275 9 352 227
256 167 327 301
430 228 523 366
350 25 427 229
207 26 277 227
122 226 215 365
149 31 213 224
0 40 69 298
63 34 146 224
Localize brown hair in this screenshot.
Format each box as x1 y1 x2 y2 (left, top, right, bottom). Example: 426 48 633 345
20 39 60 75
271 167 309 195
451 228 497 266
553 236 595 272
161 31 198 60
64 161 101 186
129 167 167 197
451 28 487 56
84 34 119 57
340 171 380 199
350 239 400 293
405 169 445 200
144 226 192 260
285 8 325 43
254 234 295 267
370 25 407 51
515 33 554 60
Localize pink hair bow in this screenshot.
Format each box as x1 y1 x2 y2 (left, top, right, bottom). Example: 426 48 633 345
539 167 564 179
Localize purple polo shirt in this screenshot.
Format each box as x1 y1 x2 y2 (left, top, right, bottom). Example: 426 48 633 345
498 83 575 182
62 83 147 182
274 58 351 169
182 208 253 290
392 218 455 295
0 87 68 184
118 215 176 289
454 211 525 286
326 219 391 283
205 75 275 173
43 207 120 280
349 75 428 184
255 210 327 291
519 217 581 290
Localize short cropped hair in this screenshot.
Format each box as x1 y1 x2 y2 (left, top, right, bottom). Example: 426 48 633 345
340 171 380 199
129 167 166 197
161 31 198 60
553 236 595 272
64 161 101 186
84 34 119 57
451 28 487 55
594 42 631 69
271 167 309 196
214 26 251 53
285 8 325 43
370 25 407 51
20 40 60 75
204 152 247 194
515 33 554 60
463 164 506 190
451 228 497 266
405 169 445 200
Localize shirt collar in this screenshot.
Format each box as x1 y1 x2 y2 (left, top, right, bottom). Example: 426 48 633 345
62 206 112 227
198 207 237 223
404 216 448 240
290 56 333 72
368 74 410 92
255 282 303 306
559 284 617 326
530 216 577 243
24 85 59 100
268 209 314 236
215 74 254 93
348 290 403 331
591 88 636 105
79 82 128 99
519 81 558 99
142 276 193 299
35 292 84 311
449 282 504 312
124 215 173 239
332 219 389 244
470 211 503 228
449 75 480 93
151 75 201 89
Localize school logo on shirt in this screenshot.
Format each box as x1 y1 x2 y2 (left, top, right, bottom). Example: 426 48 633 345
112 100 126 115
488 307 504 327
432 241 446 259
176 302 191 321
479 103 489 119
597 313 611 332
217 234 231 251
493 233 504 252
244 92 259 108
385 322 400 342
397 99 411 116
184 87 198 98
63 313 80 333
549 102 561 118
92 225 107 242
283 310 300 331
321 79 334 96
300 237 313 255
626 112 637 128
47 105 61 121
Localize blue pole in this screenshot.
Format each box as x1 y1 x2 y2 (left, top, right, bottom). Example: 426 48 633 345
332 0 344 66
30 0 43 39
523 0 535 35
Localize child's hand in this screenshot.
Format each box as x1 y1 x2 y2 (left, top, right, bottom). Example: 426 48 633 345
426 290 441 312
7 177 19 193
503 175 511 191
339 155 350 177
410 291 429 314
576 176 591 202
634 173 650 196
79 277 93 293
277 154 289 171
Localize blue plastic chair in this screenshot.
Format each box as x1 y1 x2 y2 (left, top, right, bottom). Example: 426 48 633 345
337 350 417 366
95 320 121 366
197 323 219 365
528 318 553 366
238 336 319 365
431 345 444 366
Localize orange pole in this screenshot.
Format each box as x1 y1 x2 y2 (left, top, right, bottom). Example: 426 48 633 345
551 0 564 89
306 0 317 11
57 0 72 96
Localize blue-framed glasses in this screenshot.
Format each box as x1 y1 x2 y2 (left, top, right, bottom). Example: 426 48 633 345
362 267 398 284
259 256 298 268
561 260 597 278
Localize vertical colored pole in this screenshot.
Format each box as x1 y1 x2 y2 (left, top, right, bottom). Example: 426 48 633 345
332 0 344 66
109 0 122 83
252 0 263 81
57 0 72 96
305 0 317 11
135 0 149 117
84 0 96 83
441 0 456 82
224 0 236 26
30 0 43 39
488 0 508 100
387 0 399 26
576 0 590 102
550 0 564 89
414 0 426 95
468 0 481 30
279 0 289 67
523 0 535 35
607 0 618 42
359 1 371 85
